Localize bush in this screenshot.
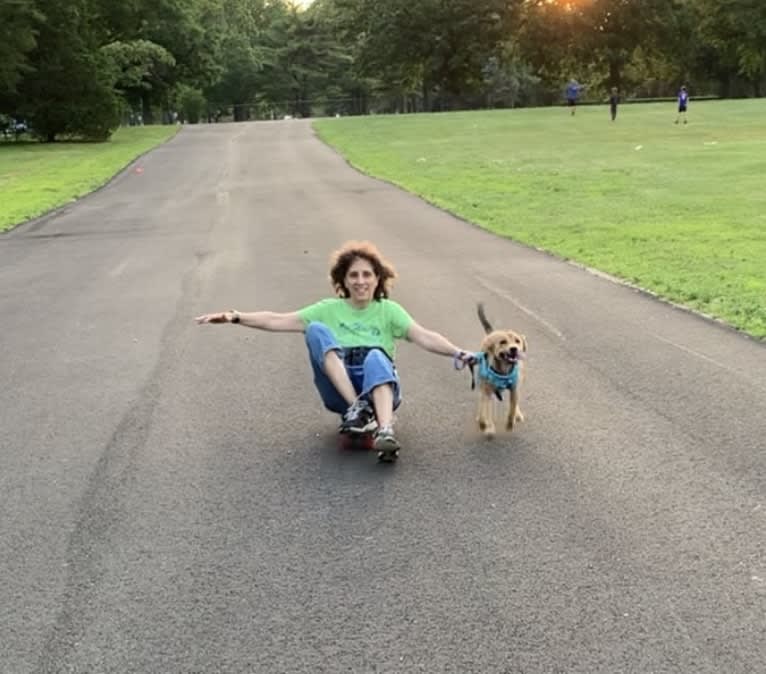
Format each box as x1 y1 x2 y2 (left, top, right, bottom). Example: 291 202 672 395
176 84 206 124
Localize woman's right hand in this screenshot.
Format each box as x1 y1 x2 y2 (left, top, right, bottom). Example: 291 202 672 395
195 311 233 324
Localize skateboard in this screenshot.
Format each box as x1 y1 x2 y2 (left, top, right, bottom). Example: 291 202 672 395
338 431 375 451
338 429 400 463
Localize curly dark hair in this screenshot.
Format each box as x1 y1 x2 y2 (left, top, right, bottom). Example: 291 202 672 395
328 240 398 300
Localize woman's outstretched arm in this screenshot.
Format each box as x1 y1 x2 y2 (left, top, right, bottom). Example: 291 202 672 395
195 310 305 332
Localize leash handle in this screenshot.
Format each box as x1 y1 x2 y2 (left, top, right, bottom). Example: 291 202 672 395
453 350 476 370
454 351 478 392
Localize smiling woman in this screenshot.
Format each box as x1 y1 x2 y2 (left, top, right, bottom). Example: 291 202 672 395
195 240 475 461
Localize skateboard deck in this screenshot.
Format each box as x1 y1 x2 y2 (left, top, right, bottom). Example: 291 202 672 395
338 432 375 451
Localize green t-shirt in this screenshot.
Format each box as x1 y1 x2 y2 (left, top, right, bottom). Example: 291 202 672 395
297 298 414 359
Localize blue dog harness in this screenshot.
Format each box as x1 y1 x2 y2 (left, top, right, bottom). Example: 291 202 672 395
468 351 520 401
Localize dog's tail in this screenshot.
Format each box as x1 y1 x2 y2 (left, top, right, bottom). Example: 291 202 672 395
477 302 493 334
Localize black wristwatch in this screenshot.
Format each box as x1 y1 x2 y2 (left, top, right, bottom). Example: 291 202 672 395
230 310 241 324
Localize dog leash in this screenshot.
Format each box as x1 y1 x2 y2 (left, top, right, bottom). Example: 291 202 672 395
453 351 479 391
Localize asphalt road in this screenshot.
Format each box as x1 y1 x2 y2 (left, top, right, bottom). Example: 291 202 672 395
1 120 764 673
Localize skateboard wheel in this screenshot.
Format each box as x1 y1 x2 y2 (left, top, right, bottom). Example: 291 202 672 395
377 449 399 463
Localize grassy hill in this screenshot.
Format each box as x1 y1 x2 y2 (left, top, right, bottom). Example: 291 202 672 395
315 100 766 339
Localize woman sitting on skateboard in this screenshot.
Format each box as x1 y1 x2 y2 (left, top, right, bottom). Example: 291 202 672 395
195 240 474 459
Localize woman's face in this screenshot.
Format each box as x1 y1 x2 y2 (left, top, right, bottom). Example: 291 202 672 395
344 256 378 306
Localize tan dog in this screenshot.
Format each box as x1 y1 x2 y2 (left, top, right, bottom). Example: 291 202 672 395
474 303 527 438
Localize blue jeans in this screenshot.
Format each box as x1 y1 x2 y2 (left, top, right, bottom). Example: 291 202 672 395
305 322 401 415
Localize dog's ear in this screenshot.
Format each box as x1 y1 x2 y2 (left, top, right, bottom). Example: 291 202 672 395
521 335 528 352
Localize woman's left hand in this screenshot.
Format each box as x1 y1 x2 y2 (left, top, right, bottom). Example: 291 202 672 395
453 350 476 369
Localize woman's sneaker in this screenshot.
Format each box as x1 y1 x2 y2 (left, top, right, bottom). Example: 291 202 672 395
340 399 377 434
374 426 400 462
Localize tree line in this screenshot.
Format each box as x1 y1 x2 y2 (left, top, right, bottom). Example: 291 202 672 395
1 0 764 141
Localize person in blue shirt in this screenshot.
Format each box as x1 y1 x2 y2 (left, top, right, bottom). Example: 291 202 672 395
675 85 689 124
566 79 583 116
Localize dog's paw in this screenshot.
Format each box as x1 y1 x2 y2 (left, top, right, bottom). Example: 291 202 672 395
515 408 525 423
480 421 496 439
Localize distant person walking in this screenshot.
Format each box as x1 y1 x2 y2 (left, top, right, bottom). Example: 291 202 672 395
609 87 620 121
675 85 689 124
566 79 584 116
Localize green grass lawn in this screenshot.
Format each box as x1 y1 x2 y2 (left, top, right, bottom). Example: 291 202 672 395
314 100 766 339
0 125 179 232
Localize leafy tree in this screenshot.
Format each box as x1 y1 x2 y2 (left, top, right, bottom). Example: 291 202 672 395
4 0 765 135
698 0 766 95
482 45 541 108
91 0 224 120
0 0 42 105
175 83 206 122
245 1 352 118
583 0 679 90
17 0 119 141
205 0 271 120
101 40 176 113
335 0 518 109
509 0 581 89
